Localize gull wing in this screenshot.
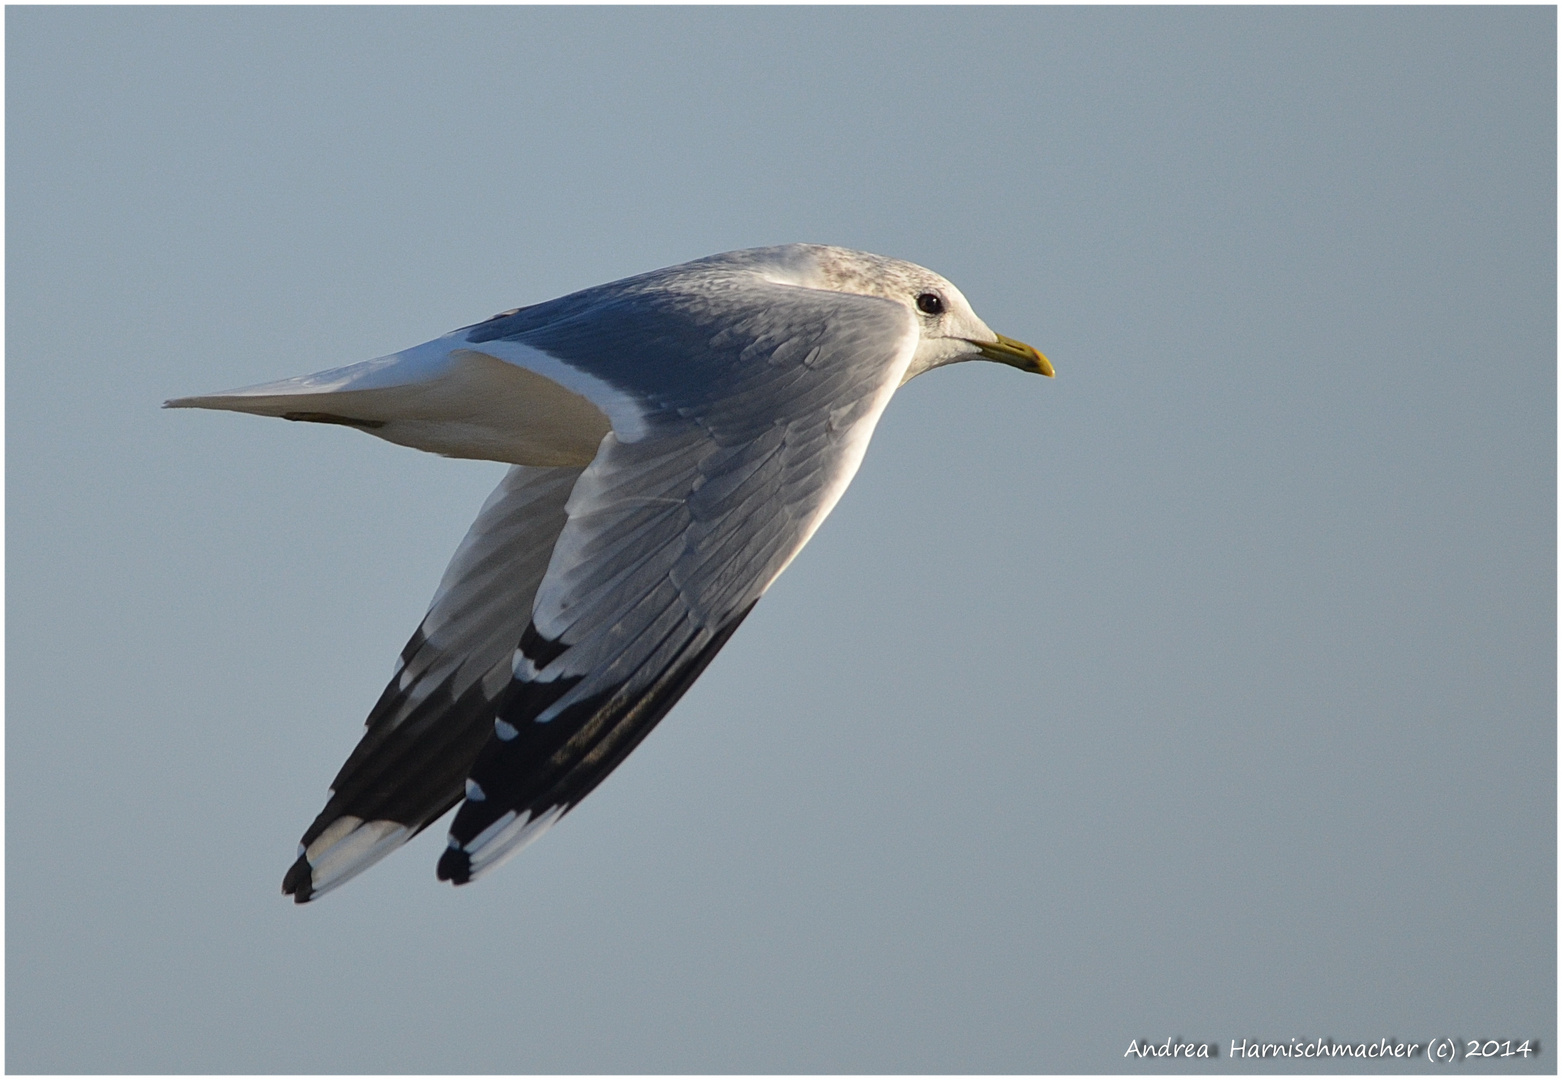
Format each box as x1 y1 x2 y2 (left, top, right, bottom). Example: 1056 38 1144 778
283 464 582 901
434 280 919 883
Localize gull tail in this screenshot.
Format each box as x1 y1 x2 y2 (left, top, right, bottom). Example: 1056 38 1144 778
164 339 609 466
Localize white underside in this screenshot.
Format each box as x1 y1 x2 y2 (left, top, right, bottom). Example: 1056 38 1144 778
165 335 645 465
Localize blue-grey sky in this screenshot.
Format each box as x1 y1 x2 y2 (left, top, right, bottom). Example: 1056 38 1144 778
7 6 1554 1073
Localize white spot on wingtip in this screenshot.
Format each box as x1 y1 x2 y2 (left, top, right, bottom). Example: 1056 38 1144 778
495 717 518 741
297 843 306 858
306 815 364 862
513 648 569 683
465 778 486 801
464 810 519 853
465 805 565 879
303 818 411 896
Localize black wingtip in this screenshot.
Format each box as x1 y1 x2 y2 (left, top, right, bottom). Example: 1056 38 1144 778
282 856 315 903
436 846 472 885
517 621 570 669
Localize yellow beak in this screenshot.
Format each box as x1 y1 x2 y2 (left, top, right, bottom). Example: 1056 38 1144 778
970 333 1054 377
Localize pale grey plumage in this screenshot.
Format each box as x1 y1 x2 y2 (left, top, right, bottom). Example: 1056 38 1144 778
402 465 580 711
166 244 1051 901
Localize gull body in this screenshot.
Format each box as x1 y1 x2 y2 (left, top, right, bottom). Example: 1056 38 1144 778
168 244 1050 902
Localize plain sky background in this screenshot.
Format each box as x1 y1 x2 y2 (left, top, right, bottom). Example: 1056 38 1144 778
7 6 1554 1074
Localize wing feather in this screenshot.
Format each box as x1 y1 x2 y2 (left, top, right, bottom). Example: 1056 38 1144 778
282 464 581 901
437 284 919 880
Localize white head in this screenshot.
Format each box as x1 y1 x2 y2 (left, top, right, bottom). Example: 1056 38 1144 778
733 244 1053 384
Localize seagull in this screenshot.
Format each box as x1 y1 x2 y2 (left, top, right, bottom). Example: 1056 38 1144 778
167 244 1052 902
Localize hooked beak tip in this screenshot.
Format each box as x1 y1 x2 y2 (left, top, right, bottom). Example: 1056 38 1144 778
972 334 1054 377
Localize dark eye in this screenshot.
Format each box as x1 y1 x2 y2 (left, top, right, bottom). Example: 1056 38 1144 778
915 292 944 316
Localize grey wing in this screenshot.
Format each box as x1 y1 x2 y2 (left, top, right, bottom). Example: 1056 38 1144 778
437 286 918 883
283 464 583 902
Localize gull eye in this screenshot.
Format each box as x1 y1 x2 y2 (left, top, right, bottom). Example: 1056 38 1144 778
915 292 944 316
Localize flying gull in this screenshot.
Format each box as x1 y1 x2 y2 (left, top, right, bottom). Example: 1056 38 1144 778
167 244 1052 902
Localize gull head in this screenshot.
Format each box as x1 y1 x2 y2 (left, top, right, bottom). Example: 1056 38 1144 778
729 243 1053 384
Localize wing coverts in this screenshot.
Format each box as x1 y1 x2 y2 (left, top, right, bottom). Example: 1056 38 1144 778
437 279 917 880
279 255 922 898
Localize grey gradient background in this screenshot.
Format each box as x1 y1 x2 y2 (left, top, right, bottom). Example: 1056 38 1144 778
7 6 1555 1074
